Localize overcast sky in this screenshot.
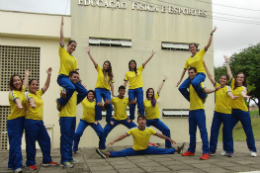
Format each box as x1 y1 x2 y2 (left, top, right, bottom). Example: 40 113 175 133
1 0 260 67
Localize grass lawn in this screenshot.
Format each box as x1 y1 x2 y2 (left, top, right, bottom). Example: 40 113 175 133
218 117 260 141
249 109 259 116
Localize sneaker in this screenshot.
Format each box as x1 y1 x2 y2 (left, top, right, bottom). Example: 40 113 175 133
200 153 210 160
27 165 37 170
96 148 107 158
56 99 62 112
227 153 233 157
177 142 185 154
220 150 227 156
14 168 23 173
210 152 215 156
69 159 79 163
182 151 195 156
42 161 58 166
60 162 74 168
251 151 257 157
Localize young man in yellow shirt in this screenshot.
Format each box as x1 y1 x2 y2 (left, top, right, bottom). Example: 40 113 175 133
103 86 137 145
179 67 219 160
96 115 185 158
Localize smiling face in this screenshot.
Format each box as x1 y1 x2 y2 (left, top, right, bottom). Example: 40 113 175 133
67 42 77 54
103 61 110 71
69 73 79 84
129 61 136 70
189 44 197 55
118 88 125 97
29 80 39 94
12 76 22 90
87 91 95 101
236 73 245 85
188 69 197 80
219 75 228 86
147 89 154 99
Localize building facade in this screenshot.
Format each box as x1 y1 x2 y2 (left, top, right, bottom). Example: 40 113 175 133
0 0 214 150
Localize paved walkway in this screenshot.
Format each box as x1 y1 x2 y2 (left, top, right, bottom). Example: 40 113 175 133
0 141 260 173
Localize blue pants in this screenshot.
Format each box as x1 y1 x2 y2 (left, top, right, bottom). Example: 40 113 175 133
60 117 76 163
128 87 144 119
57 74 88 106
188 110 209 154
146 119 172 148
231 109 257 152
73 119 106 151
110 146 175 157
24 119 52 165
179 72 206 100
210 112 233 153
95 88 112 123
7 117 24 170
104 118 137 144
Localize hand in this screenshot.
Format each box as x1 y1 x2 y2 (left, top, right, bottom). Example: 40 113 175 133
17 105 23 109
94 120 98 125
60 91 66 99
163 75 168 81
80 81 86 88
30 103 36 108
232 96 239 100
244 95 252 99
151 50 155 56
25 70 31 76
112 94 117 97
104 99 111 105
215 86 221 91
110 121 114 126
137 110 140 116
169 139 176 144
107 141 115 147
61 16 64 25
127 119 132 123
176 80 181 87
97 102 103 107
224 56 230 64
86 46 91 54
130 98 137 105
211 26 217 34
46 67 52 75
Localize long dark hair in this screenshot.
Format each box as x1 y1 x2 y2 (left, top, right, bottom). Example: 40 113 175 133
103 60 114 82
128 60 137 75
68 40 77 45
234 72 248 90
9 74 23 91
146 88 156 107
87 90 96 100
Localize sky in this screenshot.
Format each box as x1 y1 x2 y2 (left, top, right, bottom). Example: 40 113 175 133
1 0 260 67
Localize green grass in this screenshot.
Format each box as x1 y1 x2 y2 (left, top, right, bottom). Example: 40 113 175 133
218 118 260 141
249 109 259 116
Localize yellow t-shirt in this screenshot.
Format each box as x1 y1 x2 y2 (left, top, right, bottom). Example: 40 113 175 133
26 89 44 120
127 127 156 151
184 48 206 74
112 97 129 121
81 99 96 123
59 89 77 117
143 93 160 120
189 83 205 110
124 65 144 89
214 83 232 114
230 78 248 112
58 45 78 76
8 86 27 120
95 65 114 91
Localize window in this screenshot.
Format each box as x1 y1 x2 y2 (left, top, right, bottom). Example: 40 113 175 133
0 45 40 91
162 109 189 117
89 38 132 47
161 42 200 51
0 106 10 151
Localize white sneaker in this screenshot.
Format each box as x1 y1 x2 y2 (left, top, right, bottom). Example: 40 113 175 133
220 150 227 156
14 168 23 173
251 151 257 157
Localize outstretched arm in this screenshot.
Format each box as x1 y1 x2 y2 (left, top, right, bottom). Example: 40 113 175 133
205 26 217 50
60 17 64 46
28 98 36 108
42 68 52 93
227 92 239 100
143 51 155 67
203 87 219 94
241 91 251 99
107 133 128 146
23 70 30 88
86 46 98 68
224 56 233 79
176 69 187 87
156 133 176 144
203 61 215 86
157 75 168 95
15 99 23 109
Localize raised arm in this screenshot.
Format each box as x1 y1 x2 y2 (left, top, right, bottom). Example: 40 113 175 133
143 51 155 67
23 70 30 88
86 46 97 68
224 56 233 79
156 133 176 144
203 61 215 86
60 17 64 46
157 75 168 95
42 67 52 93
176 69 187 87
107 133 128 146
205 26 217 50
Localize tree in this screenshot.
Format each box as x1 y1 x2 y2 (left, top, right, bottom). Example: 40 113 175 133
215 43 260 115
